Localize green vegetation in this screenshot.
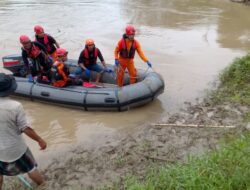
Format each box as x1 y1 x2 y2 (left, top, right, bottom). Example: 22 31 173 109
112 132 250 190
210 54 250 121
211 54 250 106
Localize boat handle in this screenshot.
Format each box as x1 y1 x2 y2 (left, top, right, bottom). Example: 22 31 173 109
105 97 115 103
41 91 50 97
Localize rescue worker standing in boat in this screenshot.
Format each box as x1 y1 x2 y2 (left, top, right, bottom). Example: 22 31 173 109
19 35 52 81
76 39 107 84
114 25 152 87
51 48 71 87
34 25 60 61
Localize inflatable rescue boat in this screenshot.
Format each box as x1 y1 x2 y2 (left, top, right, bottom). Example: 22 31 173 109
2 54 165 111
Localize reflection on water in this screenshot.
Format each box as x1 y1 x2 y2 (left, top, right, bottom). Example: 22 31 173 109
122 0 250 50
20 97 164 156
0 0 250 155
121 0 221 29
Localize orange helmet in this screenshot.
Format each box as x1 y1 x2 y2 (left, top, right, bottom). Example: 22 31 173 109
85 39 95 46
125 25 135 35
19 35 31 44
56 48 68 57
34 25 44 34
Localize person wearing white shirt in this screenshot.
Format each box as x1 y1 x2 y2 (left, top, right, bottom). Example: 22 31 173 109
0 73 47 190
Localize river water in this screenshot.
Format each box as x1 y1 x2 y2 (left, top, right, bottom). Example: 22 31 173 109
0 0 250 157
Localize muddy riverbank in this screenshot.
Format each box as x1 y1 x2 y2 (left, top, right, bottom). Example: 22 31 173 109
4 94 248 190
40 98 248 190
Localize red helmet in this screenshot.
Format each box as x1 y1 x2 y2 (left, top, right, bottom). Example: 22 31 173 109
85 39 95 46
19 35 31 44
34 25 44 34
125 25 135 35
56 48 68 57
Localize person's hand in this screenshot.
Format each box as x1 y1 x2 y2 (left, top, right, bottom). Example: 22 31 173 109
85 69 91 77
45 54 49 59
28 74 33 82
115 59 119 67
47 56 53 65
69 73 76 78
38 138 47 150
146 61 152 68
19 68 27 77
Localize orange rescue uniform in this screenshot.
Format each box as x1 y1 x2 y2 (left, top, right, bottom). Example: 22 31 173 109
114 38 148 87
49 51 58 62
52 61 70 87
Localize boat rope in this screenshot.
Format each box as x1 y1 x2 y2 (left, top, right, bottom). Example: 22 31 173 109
109 65 156 80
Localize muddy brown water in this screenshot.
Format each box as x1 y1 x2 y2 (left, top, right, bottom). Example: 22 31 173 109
0 0 250 162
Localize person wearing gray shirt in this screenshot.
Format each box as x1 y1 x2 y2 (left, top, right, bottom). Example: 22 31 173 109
0 73 47 190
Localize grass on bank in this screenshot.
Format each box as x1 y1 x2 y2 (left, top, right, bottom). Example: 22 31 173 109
114 132 250 190
211 54 250 106
210 54 250 121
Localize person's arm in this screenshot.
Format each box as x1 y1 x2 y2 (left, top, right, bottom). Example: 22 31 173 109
114 40 121 60
48 35 60 48
23 127 47 150
34 41 48 54
16 104 47 150
78 51 87 70
97 49 106 67
22 50 29 68
55 42 60 48
135 40 148 62
58 64 69 81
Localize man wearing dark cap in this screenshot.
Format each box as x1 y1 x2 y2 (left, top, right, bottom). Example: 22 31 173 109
0 73 47 189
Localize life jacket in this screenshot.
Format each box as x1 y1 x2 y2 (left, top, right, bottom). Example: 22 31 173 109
119 37 137 59
83 48 99 65
24 43 41 59
52 61 70 87
35 34 52 52
43 34 52 52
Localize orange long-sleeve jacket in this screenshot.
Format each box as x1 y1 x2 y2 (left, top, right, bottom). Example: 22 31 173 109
114 38 148 62
53 61 69 81
52 61 70 87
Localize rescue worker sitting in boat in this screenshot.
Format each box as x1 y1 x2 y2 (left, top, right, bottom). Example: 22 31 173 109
34 25 60 62
50 48 71 87
19 35 53 82
75 39 108 84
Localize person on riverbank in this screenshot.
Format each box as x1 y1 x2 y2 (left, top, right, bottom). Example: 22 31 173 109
75 39 107 84
34 25 60 61
20 35 52 82
114 25 152 87
0 73 47 190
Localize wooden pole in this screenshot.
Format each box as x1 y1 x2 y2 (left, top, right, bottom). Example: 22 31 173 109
151 123 236 128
